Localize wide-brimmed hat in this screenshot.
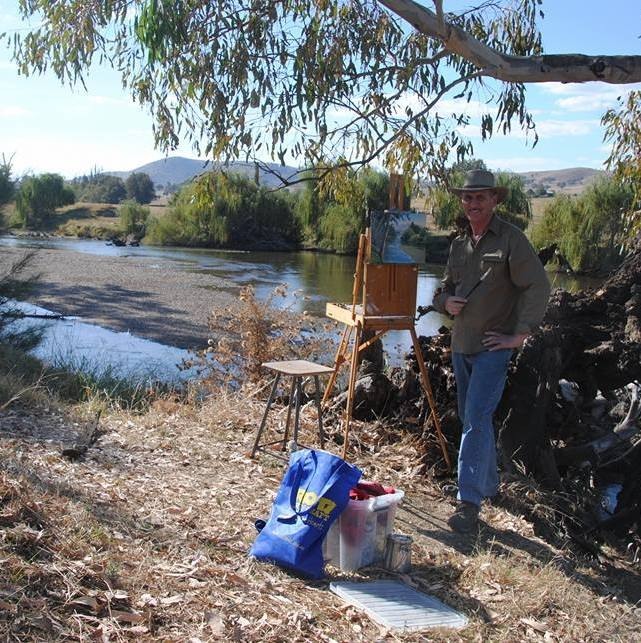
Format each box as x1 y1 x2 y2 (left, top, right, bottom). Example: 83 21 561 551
451 169 508 203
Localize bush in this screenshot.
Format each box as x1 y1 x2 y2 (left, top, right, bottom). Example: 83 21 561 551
119 200 149 236
0 154 15 208
318 203 363 253
15 174 75 228
125 172 155 204
72 173 127 203
530 178 632 271
146 172 299 248
202 285 329 388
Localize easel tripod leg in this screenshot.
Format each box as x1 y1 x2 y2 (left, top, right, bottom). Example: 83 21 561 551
342 323 362 460
409 328 452 470
322 324 353 406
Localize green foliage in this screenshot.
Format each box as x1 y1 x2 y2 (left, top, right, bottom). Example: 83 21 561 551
72 173 127 203
530 178 632 271
318 203 364 254
10 1 544 179
119 200 150 236
0 155 15 209
494 173 531 230
428 187 462 230
125 172 155 204
146 171 299 248
293 166 384 252
296 179 323 244
14 174 75 228
602 90 641 242
359 168 390 212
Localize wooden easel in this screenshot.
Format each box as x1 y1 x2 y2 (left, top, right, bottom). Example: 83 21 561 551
323 224 451 468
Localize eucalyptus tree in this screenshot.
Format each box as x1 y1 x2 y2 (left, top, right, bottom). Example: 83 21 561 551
8 0 641 188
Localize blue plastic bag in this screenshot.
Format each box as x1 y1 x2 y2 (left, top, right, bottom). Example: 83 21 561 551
250 449 361 579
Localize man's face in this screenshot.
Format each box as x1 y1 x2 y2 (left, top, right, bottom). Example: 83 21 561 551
460 190 497 228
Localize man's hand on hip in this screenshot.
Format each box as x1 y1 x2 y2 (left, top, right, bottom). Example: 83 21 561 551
482 331 529 351
445 296 467 316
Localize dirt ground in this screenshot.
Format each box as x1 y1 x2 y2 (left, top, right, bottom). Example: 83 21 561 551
2 389 641 642
0 246 238 349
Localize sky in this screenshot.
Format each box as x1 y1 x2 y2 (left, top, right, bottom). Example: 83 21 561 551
1 0 640 179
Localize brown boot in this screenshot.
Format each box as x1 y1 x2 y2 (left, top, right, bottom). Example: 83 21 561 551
447 501 479 533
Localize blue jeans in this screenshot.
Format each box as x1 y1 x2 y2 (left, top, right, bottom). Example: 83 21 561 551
452 349 512 507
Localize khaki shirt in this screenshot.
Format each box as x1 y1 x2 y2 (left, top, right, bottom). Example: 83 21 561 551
432 215 551 354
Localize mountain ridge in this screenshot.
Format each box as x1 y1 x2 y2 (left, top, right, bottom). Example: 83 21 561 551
107 156 301 190
106 156 605 195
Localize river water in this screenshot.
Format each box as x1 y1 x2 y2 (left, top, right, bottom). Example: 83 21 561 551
0 234 597 383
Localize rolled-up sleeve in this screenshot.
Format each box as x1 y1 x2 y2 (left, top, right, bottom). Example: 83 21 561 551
432 254 455 313
509 234 551 334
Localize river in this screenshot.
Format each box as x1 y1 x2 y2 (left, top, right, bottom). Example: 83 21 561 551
0 234 598 383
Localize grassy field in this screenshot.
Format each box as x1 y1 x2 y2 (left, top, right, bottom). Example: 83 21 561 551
2 200 170 239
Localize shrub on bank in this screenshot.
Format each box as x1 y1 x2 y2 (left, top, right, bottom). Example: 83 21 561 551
145 172 299 248
119 200 150 237
530 177 632 271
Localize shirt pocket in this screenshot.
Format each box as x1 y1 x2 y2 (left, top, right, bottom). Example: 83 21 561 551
480 251 506 282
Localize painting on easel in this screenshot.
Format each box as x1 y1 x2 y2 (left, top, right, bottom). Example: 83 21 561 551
369 210 429 264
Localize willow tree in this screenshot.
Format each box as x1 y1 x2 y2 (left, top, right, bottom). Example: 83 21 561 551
7 0 641 186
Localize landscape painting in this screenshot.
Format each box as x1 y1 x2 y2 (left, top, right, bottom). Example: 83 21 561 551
370 210 427 264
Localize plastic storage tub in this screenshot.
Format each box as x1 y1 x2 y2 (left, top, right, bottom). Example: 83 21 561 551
323 488 404 572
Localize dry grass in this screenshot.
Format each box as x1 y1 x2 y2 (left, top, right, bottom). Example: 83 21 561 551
2 386 641 642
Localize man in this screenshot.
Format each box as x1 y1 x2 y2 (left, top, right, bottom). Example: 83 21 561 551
432 169 550 533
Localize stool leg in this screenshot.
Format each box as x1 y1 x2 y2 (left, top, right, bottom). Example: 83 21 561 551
250 373 281 458
314 375 325 449
282 376 297 450
292 376 303 451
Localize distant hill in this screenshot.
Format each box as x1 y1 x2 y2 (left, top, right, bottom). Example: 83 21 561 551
518 167 607 195
108 156 301 191
107 158 606 198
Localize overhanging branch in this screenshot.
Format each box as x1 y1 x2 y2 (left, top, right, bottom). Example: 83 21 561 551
377 0 641 84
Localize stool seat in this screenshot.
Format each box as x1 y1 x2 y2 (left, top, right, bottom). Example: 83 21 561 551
250 359 334 459
262 360 335 377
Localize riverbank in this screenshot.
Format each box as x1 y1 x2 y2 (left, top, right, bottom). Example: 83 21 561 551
0 246 239 349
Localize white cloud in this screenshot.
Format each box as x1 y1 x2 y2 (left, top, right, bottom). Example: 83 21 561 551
484 156 573 172
0 105 30 117
458 118 599 140
540 82 641 113
536 119 599 136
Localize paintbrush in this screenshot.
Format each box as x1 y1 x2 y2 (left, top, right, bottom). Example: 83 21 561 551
464 266 493 299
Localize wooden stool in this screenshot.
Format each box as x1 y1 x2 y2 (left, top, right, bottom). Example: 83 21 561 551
250 360 335 459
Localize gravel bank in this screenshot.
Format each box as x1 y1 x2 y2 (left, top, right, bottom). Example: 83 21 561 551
1 246 240 348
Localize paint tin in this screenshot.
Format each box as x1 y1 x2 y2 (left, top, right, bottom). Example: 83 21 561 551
384 533 412 573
